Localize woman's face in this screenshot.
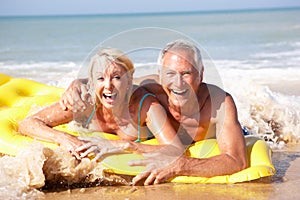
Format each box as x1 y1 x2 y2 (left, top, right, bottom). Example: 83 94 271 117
92 62 131 109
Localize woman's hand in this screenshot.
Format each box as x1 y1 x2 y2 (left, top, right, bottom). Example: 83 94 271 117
59 135 85 160
76 136 125 161
59 79 90 112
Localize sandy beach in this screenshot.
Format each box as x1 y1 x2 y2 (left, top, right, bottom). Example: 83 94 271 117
43 146 300 200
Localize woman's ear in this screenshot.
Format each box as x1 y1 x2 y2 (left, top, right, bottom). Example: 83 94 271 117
200 66 204 82
126 72 133 91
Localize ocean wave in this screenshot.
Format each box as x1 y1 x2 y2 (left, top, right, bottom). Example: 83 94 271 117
220 69 300 146
0 62 81 88
212 57 300 69
262 41 300 48
1 61 299 145
252 49 300 59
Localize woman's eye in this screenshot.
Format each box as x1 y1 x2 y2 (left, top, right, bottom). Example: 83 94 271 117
113 75 121 79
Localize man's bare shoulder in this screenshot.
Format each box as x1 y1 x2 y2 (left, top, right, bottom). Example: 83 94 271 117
202 83 226 93
200 83 231 100
130 85 157 104
133 74 159 85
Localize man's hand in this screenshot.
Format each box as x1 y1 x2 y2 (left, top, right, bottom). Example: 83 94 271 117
128 146 184 185
59 79 90 112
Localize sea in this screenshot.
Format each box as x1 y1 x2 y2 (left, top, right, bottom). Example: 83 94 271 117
1 7 300 199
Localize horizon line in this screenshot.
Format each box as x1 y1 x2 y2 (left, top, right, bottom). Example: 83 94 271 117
0 6 299 18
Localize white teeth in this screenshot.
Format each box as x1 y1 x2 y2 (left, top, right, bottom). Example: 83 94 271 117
171 89 187 95
103 93 117 99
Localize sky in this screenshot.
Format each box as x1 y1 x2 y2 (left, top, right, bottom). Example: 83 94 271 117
0 0 300 16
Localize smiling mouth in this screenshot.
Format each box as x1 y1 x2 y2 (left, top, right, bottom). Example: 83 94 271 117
103 93 117 100
171 89 188 95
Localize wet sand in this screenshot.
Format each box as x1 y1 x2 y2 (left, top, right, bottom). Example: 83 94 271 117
44 145 300 200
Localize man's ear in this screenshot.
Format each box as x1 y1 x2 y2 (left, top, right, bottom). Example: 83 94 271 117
158 68 162 84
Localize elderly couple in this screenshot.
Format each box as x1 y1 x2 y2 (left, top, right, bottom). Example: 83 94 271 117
18 39 247 185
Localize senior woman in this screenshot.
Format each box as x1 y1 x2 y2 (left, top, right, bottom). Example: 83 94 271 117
18 48 183 160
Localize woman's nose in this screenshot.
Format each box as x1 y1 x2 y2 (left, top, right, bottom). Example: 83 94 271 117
104 79 112 89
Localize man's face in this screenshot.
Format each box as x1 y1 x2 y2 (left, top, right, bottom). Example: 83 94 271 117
160 50 201 107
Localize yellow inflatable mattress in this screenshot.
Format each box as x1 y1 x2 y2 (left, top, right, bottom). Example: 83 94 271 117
0 73 275 183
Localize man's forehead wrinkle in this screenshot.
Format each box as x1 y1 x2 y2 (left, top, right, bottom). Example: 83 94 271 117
164 51 195 68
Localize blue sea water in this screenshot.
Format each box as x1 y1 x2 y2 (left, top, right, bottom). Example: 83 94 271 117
0 8 300 141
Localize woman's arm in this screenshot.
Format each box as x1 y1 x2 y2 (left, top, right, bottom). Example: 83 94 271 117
144 103 183 149
18 102 84 154
76 95 184 160
126 90 184 153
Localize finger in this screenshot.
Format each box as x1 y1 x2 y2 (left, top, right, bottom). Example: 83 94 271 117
71 150 82 160
106 148 123 154
74 98 86 112
144 172 158 186
80 146 98 158
86 95 92 105
80 84 88 101
78 136 99 143
153 173 169 185
74 87 87 111
78 136 94 142
132 171 151 185
93 152 105 161
91 147 122 160
66 93 74 110
75 142 93 151
142 152 160 159
59 99 67 111
72 90 83 108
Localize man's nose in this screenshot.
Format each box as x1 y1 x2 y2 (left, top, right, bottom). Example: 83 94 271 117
174 73 184 87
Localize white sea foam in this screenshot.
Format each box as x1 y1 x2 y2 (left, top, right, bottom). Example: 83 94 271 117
219 67 300 147
0 143 45 200
0 142 130 199
0 61 80 88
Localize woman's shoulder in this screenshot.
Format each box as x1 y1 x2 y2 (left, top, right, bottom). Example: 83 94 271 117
73 103 95 126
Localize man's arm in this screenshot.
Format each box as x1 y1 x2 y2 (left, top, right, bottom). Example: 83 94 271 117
171 94 247 178
129 94 247 185
133 74 159 85
60 75 159 111
59 78 89 112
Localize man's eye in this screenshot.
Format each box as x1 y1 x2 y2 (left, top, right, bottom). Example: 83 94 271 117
166 71 176 76
97 77 104 81
182 71 191 76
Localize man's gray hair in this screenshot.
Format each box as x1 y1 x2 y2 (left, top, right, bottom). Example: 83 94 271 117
157 39 203 71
